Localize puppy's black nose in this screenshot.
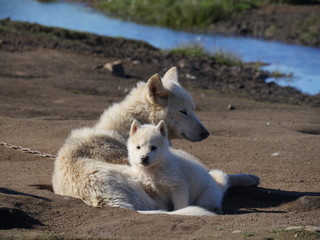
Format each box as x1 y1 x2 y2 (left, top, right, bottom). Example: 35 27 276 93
141 155 149 164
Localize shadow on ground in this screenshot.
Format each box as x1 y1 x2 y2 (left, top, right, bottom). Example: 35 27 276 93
223 187 320 214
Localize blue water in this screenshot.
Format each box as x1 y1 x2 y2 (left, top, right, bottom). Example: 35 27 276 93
1 0 319 95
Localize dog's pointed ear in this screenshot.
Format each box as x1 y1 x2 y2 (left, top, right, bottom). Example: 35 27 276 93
163 66 178 83
130 120 141 136
147 74 168 103
157 120 167 137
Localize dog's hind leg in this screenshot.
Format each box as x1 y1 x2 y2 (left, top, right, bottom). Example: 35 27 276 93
209 170 260 192
227 173 260 188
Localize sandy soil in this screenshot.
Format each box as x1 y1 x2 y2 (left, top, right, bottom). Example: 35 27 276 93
0 21 319 240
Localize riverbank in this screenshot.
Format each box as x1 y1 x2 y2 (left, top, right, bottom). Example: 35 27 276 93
78 0 320 48
1 19 319 106
0 20 319 240
209 3 320 48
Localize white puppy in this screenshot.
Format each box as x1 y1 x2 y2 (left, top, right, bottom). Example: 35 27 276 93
128 120 228 214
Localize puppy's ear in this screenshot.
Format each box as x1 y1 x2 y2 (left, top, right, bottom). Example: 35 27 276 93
147 74 168 104
163 66 178 83
130 120 141 136
157 120 167 138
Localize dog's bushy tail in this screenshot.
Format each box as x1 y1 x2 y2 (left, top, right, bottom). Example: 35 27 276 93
138 206 217 216
209 169 229 194
209 170 260 193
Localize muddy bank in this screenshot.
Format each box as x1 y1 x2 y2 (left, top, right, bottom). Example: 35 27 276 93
209 4 320 48
1 19 319 107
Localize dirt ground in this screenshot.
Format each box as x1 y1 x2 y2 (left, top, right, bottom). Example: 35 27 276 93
0 21 319 239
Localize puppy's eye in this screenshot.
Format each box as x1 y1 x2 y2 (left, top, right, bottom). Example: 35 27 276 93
136 146 141 149
151 146 157 151
179 110 188 116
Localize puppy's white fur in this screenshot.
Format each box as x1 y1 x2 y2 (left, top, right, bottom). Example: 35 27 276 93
127 120 227 214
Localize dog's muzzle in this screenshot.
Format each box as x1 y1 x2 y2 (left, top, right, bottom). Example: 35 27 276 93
140 155 149 166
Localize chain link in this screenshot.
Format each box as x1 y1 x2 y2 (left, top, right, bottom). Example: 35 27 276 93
0 142 56 159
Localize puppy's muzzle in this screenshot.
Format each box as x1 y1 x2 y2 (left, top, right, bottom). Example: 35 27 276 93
141 155 149 165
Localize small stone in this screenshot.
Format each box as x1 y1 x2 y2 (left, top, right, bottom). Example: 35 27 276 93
178 59 187 68
228 104 236 110
186 73 196 79
103 61 126 77
132 60 141 65
271 152 280 156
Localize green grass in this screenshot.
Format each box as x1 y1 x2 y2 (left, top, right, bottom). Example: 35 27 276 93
169 43 243 66
244 232 255 237
298 16 320 44
212 50 243 67
269 70 293 79
94 0 320 30
95 0 264 30
0 19 89 46
170 43 209 58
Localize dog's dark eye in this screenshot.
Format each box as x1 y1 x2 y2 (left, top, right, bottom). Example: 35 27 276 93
137 146 141 149
179 110 188 116
151 146 157 151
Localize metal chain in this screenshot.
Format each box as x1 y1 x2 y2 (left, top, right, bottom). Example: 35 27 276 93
0 141 56 159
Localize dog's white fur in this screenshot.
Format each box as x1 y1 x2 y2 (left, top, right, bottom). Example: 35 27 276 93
52 126 214 215
95 67 209 142
52 67 259 215
53 67 210 193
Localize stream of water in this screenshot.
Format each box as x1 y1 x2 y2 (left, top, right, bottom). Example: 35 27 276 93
0 0 319 95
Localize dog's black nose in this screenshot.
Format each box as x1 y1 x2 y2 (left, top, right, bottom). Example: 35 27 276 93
201 128 210 139
141 155 149 164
